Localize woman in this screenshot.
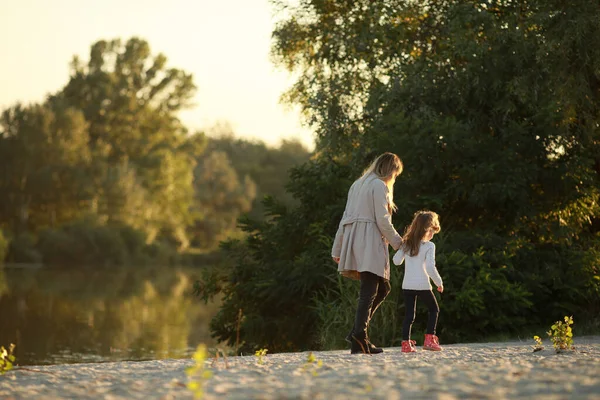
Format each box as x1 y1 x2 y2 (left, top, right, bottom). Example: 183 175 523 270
332 152 404 354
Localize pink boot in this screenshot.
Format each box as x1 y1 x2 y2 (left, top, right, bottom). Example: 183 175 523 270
423 334 442 351
401 340 417 353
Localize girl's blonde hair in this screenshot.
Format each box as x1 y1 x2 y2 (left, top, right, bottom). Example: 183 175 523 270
402 211 441 257
360 152 403 212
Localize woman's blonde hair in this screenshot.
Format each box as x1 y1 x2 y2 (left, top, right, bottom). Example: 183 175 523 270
360 152 403 212
402 211 441 257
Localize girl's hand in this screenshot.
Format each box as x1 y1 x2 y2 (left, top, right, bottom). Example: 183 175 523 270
332 257 340 264
437 286 444 293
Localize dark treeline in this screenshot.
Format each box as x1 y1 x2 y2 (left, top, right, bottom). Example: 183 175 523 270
199 0 600 352
0 38 311 266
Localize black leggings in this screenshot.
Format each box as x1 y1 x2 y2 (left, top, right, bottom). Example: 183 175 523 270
402 289 439 340
353 272 391 340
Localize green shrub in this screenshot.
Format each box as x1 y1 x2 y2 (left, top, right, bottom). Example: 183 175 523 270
38 218 128 266
547 316 575 352
0 230 8 263
6 233 42 264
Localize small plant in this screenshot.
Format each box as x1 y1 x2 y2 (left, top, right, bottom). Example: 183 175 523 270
0 344 16 375
532 335 544 352
186 344 213 399
302 352 323 376
547 315 575 353
254 348 268 365
210 348 229 369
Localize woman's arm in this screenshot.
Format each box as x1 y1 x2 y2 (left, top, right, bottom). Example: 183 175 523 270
372 180 402 250
331 183 355 258
331 225 344 259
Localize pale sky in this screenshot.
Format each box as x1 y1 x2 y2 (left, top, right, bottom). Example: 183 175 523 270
0 0 314 149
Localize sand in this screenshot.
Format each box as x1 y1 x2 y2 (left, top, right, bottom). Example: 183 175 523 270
1 336 599 399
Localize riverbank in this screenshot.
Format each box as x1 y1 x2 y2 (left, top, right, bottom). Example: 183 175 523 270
1 336 599 399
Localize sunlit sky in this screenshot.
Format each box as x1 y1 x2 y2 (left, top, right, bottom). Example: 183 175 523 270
0 0 314 149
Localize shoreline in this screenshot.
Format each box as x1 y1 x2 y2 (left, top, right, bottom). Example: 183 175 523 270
2 336 599 399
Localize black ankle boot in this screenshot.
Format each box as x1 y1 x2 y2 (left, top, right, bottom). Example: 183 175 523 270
350 335 371 354
367 339 383 354
347 329 383 354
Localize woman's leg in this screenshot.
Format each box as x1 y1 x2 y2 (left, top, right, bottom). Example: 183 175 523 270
352 272 379 341
369 277 391 322
418 290 440 335
402 290 418 340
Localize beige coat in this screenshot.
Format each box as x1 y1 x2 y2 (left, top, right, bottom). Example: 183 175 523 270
331 173 402 280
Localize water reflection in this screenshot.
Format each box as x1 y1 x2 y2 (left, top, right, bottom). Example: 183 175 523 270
0 265 221 366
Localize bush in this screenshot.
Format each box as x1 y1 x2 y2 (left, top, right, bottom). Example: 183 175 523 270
199 160 354 353
35 217 170 266
0 230 8 263
6 233 42 264
38 218 127 266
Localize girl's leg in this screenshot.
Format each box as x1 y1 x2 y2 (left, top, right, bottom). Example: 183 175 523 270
402 290 418 340
418 290 440 335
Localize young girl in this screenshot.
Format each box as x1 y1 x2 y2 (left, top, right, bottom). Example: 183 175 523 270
392 211 443 353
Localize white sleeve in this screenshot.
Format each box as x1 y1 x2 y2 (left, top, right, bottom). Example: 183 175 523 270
392 248 405 265
424 243 443 287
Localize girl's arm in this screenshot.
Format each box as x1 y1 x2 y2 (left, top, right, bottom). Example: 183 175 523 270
392 248 405 265
372 180 402 250
424 243 443 288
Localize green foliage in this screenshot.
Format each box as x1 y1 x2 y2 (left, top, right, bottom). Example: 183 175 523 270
35 217 182 266
254 348 268 365
547 316 575 353
0 37 203 260
198 160 354 352
0 230 8 263
532 335 544 352
201 0 600 352
1 36 309 264
0 344 16 375
186 344 212 399
6 233 42 264
204 128 312 220
191 150 256 249
37 218 127 266
302 352 323 376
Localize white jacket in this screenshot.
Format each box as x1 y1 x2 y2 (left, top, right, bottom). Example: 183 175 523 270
331 173 402 280
393 241 443 290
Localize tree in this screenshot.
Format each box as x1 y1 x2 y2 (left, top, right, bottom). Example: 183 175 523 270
201 0 600 351
204 125 312 219
51 37 202 248
0 103 91 233
191 151 256 249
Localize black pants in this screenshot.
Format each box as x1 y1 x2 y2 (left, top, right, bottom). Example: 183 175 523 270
402 289 439 340
353 272 391 340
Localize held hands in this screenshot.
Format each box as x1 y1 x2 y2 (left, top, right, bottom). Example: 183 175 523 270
437 285 444 293
332 256 340 264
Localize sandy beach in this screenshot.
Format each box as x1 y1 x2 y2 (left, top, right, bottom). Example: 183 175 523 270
1 336 599 399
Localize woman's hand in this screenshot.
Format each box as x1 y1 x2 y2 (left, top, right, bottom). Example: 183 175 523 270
332 256 340 264
437 285 444 293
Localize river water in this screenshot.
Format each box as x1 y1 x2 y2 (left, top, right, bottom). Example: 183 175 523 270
0 264 221 365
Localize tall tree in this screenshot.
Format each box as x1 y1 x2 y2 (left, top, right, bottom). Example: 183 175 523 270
51 37 202 247
0 103 91 233
202 0 600 351
191 151 256 249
